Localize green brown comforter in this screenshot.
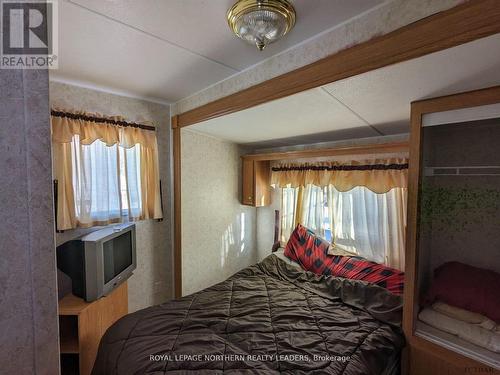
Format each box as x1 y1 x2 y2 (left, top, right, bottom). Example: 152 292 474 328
92 254 404 374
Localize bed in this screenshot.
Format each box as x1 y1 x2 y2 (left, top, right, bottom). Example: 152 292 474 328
416 262 500 369
92 254 404 374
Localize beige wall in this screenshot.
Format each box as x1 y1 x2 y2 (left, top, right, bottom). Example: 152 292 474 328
49 81 173 312
0 70 60 373
181 129 257 296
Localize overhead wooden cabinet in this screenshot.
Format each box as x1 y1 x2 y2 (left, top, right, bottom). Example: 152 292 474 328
241 158 271 207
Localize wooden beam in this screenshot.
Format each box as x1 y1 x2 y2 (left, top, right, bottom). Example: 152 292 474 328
176 0 500 128
172 116 182 298
241 141 409 162
403 97 425 339
411 85 500 115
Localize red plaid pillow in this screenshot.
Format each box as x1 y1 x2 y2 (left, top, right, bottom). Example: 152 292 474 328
284 224 404 295
284 224 331 270
331 256 405 295
423 262 500 323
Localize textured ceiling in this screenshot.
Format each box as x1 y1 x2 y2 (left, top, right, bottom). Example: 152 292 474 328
50 0 384 103
190 34 500 147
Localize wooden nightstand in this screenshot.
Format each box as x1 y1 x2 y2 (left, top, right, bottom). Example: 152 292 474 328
58 281 128 375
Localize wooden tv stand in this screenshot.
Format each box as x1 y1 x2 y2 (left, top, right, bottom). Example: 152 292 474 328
58 281 128 375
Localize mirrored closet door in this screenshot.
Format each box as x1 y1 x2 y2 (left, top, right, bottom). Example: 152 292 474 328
404 87 500 374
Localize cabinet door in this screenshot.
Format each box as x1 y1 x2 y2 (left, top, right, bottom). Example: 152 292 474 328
408 343 500 375
242 159 255 205
79 282 128 375
255 160 271 207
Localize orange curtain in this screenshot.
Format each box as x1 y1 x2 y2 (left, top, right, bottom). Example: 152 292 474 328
51 111 162 230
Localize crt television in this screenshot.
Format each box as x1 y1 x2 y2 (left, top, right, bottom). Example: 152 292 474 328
57 223 136 302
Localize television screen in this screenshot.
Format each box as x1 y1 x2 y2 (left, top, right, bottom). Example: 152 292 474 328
103 231 133 283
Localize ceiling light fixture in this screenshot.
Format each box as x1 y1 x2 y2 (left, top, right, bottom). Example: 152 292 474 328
227 0 296 51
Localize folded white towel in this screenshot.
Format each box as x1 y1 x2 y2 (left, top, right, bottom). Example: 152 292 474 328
432 301 497 331
419 308 500 353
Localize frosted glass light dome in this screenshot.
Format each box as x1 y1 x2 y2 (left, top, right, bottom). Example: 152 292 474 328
227 0 296 51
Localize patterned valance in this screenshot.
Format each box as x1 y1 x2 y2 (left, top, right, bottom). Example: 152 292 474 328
51 109 157 149
271 158 408 194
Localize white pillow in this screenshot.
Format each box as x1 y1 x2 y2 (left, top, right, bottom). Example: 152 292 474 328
432 301 497 331
273 248 302 269
327 243 357 257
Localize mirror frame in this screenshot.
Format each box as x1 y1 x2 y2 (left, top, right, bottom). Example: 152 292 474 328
171 0 500 298
404 86 500 364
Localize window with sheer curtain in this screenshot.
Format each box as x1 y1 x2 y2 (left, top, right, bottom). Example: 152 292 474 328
70 135 143 224
280 185 332 243
52 111 163 230
280 184 407 270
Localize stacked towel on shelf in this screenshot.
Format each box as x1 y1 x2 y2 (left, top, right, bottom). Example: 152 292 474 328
418 301 500 353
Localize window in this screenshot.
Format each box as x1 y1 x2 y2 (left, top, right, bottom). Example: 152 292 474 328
119 145 143 217
331 186 406 265
281 185 332 242
280 184 407 268
52 111 163 231
280 185 298 243
70 136 143 224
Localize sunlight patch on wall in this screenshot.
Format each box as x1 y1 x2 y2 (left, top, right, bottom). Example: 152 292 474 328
221 223 235 268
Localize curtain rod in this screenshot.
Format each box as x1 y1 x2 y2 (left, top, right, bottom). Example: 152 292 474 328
272 163 409 172
51 110 156 132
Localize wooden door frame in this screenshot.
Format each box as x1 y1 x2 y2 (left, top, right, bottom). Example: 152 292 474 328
172 117 182 298
171 0 500 298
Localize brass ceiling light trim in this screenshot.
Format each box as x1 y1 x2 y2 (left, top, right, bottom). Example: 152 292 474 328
227 0 296 51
